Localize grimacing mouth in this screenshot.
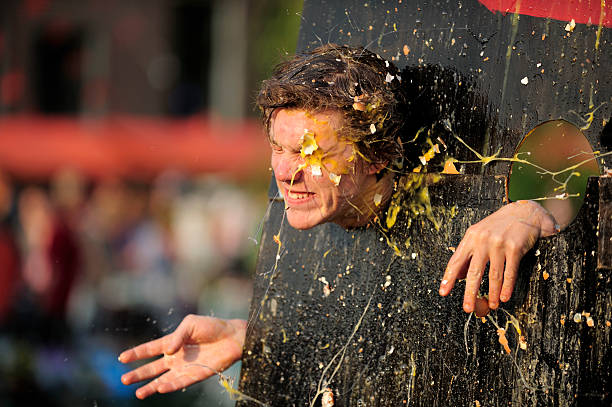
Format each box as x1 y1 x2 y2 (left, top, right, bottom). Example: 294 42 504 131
286 190 315 200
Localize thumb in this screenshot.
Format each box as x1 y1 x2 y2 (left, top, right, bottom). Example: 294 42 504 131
164 319 192 355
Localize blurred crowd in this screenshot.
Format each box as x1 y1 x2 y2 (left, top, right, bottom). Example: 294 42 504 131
0 167 266 407
0 0 300 404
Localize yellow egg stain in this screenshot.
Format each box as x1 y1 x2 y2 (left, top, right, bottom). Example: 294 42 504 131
445 118 612 200
338 124 462 257
569 101 607 131
300 130 325 177
178 363 269 406
380 172 447 256
218 373 270 406
297 127 356 182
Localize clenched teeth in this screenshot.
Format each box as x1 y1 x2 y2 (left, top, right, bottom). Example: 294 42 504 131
288 191 312 200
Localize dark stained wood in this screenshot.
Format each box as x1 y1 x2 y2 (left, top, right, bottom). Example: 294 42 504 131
237 1 611 405
598 177 612 270
238 176 610 406
296 0 611 175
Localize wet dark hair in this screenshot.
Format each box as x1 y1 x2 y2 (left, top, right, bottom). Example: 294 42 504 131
257 44 409 170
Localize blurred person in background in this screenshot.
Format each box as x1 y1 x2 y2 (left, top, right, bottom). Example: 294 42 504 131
17 186 54 328
45 169 84 333
15 171 83 343
0 170 20 326
95 179 177 321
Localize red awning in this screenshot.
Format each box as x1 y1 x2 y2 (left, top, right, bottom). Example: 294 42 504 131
0 115 270 180
477 0 612 27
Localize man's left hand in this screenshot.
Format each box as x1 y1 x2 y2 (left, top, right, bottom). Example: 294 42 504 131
439 200 558 315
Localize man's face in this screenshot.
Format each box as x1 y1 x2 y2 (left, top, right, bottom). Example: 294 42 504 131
270 108 379 230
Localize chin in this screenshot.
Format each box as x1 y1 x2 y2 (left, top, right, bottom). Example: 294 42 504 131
287 219 317 230
286 213 325 230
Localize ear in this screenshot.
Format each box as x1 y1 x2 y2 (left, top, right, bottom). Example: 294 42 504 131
367 161 388 175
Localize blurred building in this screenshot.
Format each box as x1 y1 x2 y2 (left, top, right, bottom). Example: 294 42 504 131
0 0 302 181
0 0 301 119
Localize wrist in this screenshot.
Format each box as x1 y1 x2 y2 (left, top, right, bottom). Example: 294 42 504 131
516 200 560 237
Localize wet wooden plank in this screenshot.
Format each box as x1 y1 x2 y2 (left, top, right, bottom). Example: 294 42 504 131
238 176 610 406
597 177 612 270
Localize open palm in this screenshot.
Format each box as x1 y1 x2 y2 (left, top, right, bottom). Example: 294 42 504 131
119 315 246 399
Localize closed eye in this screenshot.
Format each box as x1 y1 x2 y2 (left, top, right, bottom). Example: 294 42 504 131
270 142 283 153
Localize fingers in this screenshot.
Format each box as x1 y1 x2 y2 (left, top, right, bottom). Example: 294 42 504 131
135 380 162 400
134 364 216 399
487 250 505 309
439 201 553 312
119 315 195 364
119 335 169 363
157 365 216 394
441 247 491 317
121 356 169 386
462 251 488 313
500 253 520 302
442 246 521 314
439 248 470 296
165 318 193 355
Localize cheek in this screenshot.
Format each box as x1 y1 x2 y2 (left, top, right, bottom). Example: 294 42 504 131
307 173 328 190
336 172 367 197
270 156 281 179
322 158 346 174
321 146 357 175
271 153 301 178
270 154 279 170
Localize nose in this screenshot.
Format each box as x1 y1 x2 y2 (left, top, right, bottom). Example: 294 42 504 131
271 154 303 184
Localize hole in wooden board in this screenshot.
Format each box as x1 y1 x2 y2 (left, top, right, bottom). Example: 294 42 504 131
508 119 600 228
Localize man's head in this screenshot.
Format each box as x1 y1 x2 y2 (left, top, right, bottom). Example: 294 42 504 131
269 108 389 229
258 44 408 169
258 45 408 230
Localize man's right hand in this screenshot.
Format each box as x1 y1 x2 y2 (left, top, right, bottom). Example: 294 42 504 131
119 315 247 399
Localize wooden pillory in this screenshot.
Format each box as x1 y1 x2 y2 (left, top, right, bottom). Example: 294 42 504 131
238 1 611 406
